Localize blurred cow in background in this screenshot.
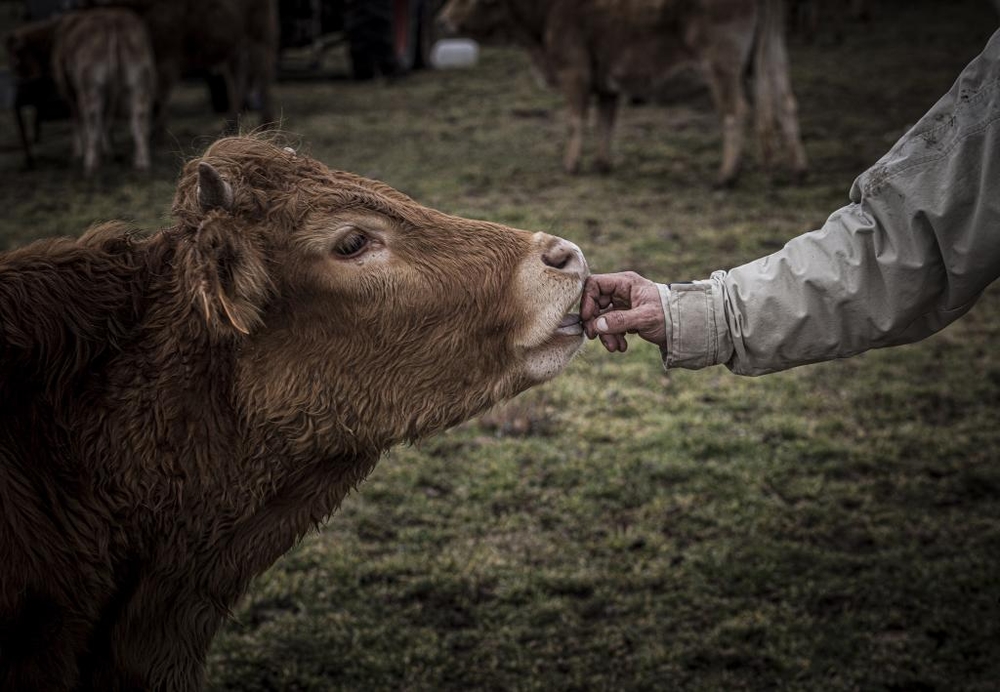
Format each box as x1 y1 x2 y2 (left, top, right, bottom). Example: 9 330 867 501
81 0 279 131
6 7 155 174
440 0 809 186
54 8 155 174
4 17 52 84
5 15 65 167
143 0 278 130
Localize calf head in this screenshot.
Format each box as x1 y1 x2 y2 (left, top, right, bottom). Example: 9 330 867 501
171 136 588 459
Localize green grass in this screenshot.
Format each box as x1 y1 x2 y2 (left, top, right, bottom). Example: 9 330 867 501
3 1 1000 689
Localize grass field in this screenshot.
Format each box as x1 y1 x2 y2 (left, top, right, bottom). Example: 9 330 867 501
3 1 1000 689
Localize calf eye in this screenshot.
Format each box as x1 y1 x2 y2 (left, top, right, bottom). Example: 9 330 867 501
332 231 369 258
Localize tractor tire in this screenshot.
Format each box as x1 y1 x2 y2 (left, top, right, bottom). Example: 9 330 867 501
206 73 230 114
412 0 438 70
345 0 434 79
344 0 394 80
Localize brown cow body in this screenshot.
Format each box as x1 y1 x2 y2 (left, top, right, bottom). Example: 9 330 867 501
144 0 278 129
0 137 587 690
82 0 278 130
52 8 156 174
440 0 809 185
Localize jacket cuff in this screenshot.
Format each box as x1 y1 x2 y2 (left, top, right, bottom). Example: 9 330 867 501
657 278 729 370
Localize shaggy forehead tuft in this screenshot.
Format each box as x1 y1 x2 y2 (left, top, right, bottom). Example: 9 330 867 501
200 134 327 186
171 135 428 228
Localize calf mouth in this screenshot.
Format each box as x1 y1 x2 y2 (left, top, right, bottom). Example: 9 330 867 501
552 280 590 337
554 312 583 336
551 280 587 338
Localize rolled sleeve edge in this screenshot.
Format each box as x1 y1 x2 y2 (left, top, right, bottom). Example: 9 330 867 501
663 280 722 370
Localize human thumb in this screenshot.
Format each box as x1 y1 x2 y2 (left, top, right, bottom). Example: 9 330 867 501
594 310 634 335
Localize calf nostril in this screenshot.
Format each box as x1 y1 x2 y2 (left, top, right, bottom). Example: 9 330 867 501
537 235 587 275
542 246 572 270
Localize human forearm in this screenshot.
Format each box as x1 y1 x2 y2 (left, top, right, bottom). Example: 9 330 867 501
661 28 1000 375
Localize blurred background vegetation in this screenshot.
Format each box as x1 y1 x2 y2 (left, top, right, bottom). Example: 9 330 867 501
2 0 1000 689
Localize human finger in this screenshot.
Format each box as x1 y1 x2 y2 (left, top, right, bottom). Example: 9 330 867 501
599 333 627 352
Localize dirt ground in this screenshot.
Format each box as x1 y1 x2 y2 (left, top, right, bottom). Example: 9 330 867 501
2 1 1000 689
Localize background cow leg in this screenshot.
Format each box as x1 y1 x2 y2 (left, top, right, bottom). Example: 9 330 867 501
753 65 809 181
703 60 748 187
69 107 83 162
81 86 104 176
249 0 278 126
129 97 152 172
778 90 808 181
223 53 250 134
754 0 809 182
560 77 590 175
100 127 112 159
126 70 153 171
249 42 277 127
595 91 619 174
152 60 181 142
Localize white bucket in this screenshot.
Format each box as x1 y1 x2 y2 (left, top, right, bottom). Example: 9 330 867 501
430 39 480 69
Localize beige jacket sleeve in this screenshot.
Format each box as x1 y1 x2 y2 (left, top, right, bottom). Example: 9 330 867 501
659 28 1000 376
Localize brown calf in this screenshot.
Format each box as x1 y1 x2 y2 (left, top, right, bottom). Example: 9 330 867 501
0 135 588 691
440 0 809 186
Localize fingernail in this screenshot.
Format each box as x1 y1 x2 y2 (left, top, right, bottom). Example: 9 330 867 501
596 317 608 332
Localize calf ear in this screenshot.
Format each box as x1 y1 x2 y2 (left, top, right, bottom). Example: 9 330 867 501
197 162 234 213
190 215 272 338
188 163 270 336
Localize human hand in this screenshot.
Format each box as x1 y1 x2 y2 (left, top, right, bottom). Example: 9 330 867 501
580 272 667 352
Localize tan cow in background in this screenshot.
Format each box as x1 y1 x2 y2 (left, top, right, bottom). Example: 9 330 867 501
6 8 156 174
81 0 279 130
53 8 155 174
440 0 809 186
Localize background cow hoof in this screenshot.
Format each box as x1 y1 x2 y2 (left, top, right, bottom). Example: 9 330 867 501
768 167 810 187
713 173 739 190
